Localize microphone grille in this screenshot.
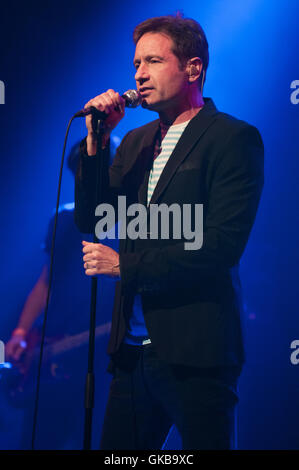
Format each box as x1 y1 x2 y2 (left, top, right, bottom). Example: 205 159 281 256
123 89 141 108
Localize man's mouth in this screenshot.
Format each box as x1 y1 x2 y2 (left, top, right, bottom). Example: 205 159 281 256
139 87 153 95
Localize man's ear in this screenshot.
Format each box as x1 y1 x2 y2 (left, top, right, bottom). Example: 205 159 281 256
186 57 203 83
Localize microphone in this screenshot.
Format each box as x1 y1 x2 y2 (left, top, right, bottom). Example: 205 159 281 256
74 89 141 118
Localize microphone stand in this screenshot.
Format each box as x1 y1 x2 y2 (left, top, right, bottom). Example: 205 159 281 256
83 120 107 450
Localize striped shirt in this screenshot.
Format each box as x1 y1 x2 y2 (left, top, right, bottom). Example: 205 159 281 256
147 119 191 205
124 118 191 347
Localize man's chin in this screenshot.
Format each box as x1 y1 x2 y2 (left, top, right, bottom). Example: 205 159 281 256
141 98 160 111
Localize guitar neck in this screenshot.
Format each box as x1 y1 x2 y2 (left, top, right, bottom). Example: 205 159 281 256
44 322 111 358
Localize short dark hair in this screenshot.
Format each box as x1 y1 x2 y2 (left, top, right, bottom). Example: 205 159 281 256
133 14 209 90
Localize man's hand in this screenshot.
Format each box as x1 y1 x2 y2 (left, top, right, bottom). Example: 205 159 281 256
82 241 120 278
85 89 125 155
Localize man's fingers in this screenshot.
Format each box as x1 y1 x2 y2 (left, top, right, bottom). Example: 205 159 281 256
107 90 125 112
83 253 96 262
81 241 119 278
84 267 111 276
84 260 97 269
100 95 115 114
84 264 97 276
84 90 121 115
82 241 96 253
83 250 100 261
85 271 97 276
82 241 104 253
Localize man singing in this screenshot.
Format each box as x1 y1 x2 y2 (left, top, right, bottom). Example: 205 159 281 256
75 15 264 450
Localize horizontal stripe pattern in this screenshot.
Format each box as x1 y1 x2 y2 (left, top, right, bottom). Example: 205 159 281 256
147 120 190 205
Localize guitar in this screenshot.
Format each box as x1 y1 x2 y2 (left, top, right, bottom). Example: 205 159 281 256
0 322 111 407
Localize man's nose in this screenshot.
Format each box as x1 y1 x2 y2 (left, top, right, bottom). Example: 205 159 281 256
135 64 149 83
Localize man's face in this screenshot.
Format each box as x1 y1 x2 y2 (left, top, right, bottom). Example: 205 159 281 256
133 32 189 112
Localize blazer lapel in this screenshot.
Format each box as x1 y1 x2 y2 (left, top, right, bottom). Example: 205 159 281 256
123 119 160 182
148 97 218 206
136 120 160 205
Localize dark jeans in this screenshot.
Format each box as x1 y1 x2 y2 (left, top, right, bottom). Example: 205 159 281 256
100 342 242 450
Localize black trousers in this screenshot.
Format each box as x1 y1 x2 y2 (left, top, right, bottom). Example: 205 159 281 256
100 342 242 450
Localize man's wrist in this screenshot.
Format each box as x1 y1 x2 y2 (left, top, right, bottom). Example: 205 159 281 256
86 132 110 154
86 133 98 156
112 263 120 278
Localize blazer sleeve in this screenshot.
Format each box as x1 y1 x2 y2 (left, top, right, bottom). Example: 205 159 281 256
119 124 264 293
74 131 132 233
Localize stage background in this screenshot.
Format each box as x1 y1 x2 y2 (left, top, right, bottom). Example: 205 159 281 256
0 0 298 449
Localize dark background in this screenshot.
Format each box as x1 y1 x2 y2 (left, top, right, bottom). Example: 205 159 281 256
0 0 298 449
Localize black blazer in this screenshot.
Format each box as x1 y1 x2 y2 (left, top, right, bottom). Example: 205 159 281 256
75 97 264 368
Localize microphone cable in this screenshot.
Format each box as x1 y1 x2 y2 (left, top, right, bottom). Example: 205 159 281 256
31 114 76 450
30 90 140 449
